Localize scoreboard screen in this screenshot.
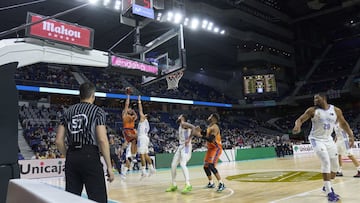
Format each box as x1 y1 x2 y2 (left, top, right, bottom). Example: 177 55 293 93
243 74 277 95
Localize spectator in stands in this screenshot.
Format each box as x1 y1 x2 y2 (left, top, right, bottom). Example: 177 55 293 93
274 136 284 157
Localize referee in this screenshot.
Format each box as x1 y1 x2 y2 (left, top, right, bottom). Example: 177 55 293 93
56 82 114 203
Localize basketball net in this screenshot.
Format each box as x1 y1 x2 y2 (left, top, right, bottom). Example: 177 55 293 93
166 71 183 90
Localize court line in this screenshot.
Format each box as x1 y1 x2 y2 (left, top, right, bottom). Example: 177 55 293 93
191 185 234 202
268 179 357 203
204 187 234 202
277 172 301 181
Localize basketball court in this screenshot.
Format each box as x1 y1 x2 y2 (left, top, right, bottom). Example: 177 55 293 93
35 152 360 203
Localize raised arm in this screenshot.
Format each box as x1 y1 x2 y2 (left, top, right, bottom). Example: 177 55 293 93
138 95 146 121
122 94 130 117
335 107 354 147
293 107 315 134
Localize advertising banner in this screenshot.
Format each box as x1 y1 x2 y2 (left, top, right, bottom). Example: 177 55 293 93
25 12 94 49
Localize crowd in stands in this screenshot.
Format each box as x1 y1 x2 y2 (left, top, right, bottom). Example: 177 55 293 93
140 76 235 103
296 38 360 96
19 104 64 159
18 99 360 162
80 68 126 94
19 103 296 159
15 64 236 103
15 64 78 89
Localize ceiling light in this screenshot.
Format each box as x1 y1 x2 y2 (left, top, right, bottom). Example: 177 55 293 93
103 0 110 6
174 13 183 24
207 22 213 31
184 18 189 26
167 12 174 22
89 0 99 4
114 0 121 10
202 20 208 29
190 18 199 30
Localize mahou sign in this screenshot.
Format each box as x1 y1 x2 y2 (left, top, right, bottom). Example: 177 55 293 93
25 12 94 49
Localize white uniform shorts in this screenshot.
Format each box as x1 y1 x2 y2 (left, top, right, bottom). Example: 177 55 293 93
309 138 338 158
336 140 353 157
173 144 192 164
137 135 149 154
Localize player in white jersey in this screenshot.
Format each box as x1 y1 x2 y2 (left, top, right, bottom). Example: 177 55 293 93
334 123 360 177
137 96 155 178
293 93 354 202
165 114 195 194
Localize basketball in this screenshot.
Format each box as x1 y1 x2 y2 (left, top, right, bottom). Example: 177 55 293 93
125 87 133 95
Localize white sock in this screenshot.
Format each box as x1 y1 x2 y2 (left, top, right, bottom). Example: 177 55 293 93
219 179 223 184
142 166 146 174
338 167 342 172
209 180 214 184
324 181 332 194
149 164 153 169
124 167 128 174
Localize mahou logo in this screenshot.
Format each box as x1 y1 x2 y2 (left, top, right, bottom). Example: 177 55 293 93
19 159 65 178
42 21 81 39
26 12 94 49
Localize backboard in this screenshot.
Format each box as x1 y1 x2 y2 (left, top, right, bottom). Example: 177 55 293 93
141 24 186 86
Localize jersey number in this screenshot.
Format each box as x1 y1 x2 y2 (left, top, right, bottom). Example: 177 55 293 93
323 123 331 130
69 114 88 134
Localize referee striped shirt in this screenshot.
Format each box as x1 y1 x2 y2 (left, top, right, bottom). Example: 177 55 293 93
60 102 106 146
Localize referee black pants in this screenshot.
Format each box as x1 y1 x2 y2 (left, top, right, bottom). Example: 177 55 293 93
65 145 107 203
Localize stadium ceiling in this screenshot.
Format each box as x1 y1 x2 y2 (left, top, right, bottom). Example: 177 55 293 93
0 0 359 78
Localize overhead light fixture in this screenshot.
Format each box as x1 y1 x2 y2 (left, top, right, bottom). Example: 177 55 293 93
202 20 208 29
207 22 213 31
190 18 199 30
220 30 225 35
184 18 189 26
167 12 174 22
213 27 219 33
103 0 110 6
174 13 183 24
114 0 121 10
89 0 99 4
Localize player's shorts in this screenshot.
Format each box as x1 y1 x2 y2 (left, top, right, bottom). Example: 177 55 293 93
137 135 149 154
309 138 338 158
204 146 222 165
336 140 353 156
172 144 192 164
123 128 137 142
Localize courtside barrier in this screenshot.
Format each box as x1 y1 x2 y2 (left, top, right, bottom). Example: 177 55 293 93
6 179 95 203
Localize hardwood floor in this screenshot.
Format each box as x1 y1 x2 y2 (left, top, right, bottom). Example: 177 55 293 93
106 152 360 203
38 152 360 203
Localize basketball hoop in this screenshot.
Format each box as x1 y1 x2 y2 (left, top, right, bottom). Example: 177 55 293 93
166 71 183 90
